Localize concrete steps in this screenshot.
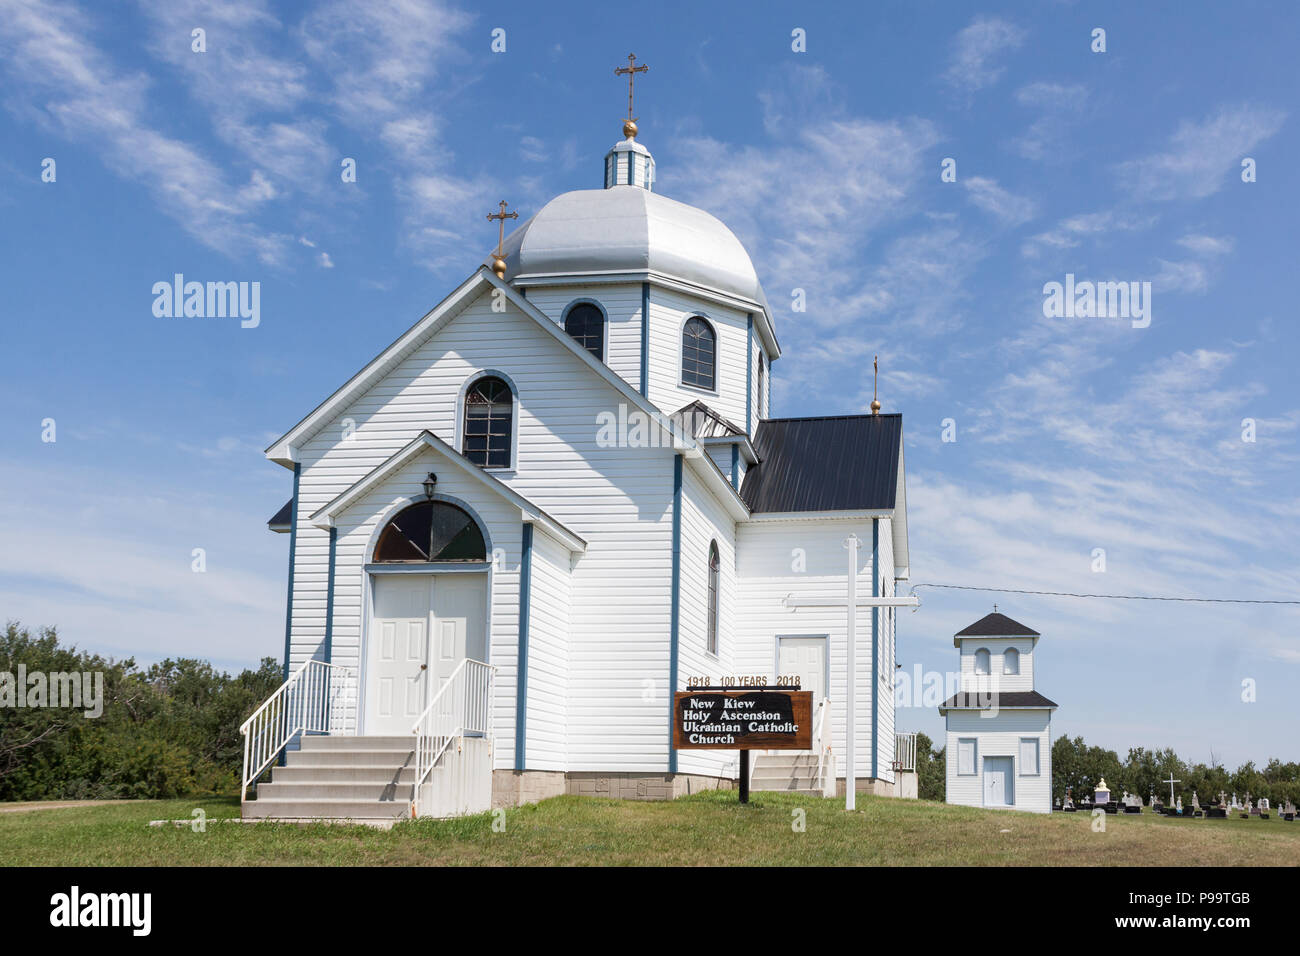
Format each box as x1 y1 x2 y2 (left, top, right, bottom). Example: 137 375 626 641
244 735 423 821
750 753 827 795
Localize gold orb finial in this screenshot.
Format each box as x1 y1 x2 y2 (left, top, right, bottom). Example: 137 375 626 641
871 398 882 414
623 118 638 139
871 355 881 415
491 255 507 280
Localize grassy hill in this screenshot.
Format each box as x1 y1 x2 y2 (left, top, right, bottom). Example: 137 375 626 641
3 790 1297 866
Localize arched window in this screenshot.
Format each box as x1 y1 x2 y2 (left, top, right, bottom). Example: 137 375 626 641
564 303 605 361
463 376 513 468
974 648 991 676
1003 648 1020 675
682 317 716 390
707 540 720 655
373 500 486 563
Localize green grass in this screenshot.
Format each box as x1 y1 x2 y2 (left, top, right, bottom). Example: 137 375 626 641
2 792 1297 866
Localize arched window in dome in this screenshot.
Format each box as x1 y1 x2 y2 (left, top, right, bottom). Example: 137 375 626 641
373 500 487 563
681 317 716 391
463 375 513 469
707 540 720 656
563 302 605 361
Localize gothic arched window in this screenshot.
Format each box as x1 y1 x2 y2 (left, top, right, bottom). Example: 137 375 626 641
707 540 720 655
682 317 716 391
974 648 991 676
373 500 486 563
1003 648 1020 675
463 376 513 468
564 303 605 361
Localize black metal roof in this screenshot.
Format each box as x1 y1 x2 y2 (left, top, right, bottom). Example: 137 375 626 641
268 498 292 532
955 612 1039 637
740 414 902 513
939 690 1058 710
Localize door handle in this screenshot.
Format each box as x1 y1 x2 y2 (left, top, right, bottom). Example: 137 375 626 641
420 665 428 671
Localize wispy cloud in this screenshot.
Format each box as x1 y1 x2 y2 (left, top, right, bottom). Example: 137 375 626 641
1116 104 1286 201
943 16 1026 93
964 176 1037 225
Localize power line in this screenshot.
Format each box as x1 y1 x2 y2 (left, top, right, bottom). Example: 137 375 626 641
907 583 1300 606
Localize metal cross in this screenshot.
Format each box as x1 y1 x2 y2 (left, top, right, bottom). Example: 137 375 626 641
486 199 518 257
614 53 649 121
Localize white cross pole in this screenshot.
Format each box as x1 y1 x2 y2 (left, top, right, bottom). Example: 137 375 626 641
1165 773 1181 805
783 533 920 811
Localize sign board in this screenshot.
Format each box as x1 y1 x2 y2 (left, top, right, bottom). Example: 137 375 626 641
672 689 812 751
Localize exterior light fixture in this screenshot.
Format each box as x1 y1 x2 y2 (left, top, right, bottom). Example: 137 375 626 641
422 472 438 500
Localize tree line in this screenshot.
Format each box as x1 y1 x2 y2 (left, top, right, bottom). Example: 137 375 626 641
0 622 280 801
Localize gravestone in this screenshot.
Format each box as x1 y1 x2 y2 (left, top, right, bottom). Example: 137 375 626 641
1282 799 1296 822
1094 778 1111 807
1191 791 1203 818
1123 791 1142 814
1258 797 1270 819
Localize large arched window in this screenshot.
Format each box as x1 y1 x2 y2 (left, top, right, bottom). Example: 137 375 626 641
974 648 991 676
564 303 605 361
707 541 720 655
463 376 513 468
373 500 486 563
1003 647 1020 675
682 317 716 390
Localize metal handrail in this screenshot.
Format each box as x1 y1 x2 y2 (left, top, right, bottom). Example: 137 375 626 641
239 659 356 801
814 697 834 798
409 658 494 817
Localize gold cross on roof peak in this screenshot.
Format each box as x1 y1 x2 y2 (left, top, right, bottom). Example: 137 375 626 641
487 199 519 278
615 53 648 137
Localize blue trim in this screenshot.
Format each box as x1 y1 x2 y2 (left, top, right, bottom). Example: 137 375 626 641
639 282 650 396
871 519 879 781
730 443 739 490
515 522 534 770
668 455 683 774
323 526 337 664
281 463 300 681
745 314 753 433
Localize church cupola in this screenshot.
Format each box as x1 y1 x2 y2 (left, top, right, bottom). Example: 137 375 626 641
604 134 655 190
605 53 654 190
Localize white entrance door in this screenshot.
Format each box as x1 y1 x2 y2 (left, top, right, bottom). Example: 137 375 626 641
983 756 1014 807
368 575 433 735
427 574 485 726
778 636 827 754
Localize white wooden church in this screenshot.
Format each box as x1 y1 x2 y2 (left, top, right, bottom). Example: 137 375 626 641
241 85 911 820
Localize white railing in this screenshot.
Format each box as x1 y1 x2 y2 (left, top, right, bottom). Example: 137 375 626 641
895 731 917 772
813 697 834 798
410 659 495 817
239 659 356 801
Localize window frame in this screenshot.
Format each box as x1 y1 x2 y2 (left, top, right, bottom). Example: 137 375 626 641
680 315 718 393
1003 647 1020 675
460 373 516 471
974 647 991 676
957 738 977 776
561 299 607 362
371 499 488 564
1019 737 1040 776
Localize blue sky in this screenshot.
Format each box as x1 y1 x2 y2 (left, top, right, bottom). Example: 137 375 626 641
0 0 1296 767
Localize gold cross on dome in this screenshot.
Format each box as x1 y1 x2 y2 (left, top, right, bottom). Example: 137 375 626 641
615 53 649 124
486 199 519 258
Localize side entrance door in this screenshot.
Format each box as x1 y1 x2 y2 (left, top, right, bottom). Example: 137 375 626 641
983 755 1015 807
777 636 827 754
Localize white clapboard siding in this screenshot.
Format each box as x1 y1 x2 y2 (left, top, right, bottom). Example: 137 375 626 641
523 525 572 771
288 287 678 771
673 462 739 779
734 519 883 779
521 282 645 391
958 636 1037 692
876 517 896 778
946 710 1053 813
646 287 750 427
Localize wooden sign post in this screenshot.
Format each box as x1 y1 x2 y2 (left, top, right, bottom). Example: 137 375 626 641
672 687 812 803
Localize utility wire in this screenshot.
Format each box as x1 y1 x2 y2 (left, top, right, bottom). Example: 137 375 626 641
907 583 1300 605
